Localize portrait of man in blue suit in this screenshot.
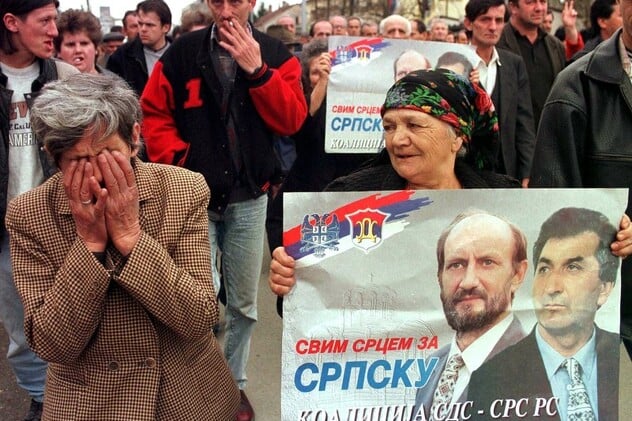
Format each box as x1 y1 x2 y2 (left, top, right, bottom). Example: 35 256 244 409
468 207 619 421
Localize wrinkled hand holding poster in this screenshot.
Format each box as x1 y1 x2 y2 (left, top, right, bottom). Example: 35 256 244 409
326 37 480 154
281 189 625 421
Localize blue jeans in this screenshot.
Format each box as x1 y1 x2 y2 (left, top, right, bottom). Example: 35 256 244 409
208 195 267 389
0 235 46 401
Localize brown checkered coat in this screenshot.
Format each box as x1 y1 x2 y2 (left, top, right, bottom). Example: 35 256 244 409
7 159 240 420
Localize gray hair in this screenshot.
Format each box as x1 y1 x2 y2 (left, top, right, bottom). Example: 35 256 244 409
30 73 141 166
430 17 448 30
300 38 328 69
299 38 329 95
379 14 411 36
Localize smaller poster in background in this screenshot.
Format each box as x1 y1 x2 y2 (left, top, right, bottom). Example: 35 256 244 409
326 37 480 154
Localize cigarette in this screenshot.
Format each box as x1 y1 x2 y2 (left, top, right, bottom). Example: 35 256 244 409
229 21 234 27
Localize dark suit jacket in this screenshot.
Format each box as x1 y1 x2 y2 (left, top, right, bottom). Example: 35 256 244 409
491 49 536 180
106 37 149 96
468 327 619 421
415 316 527 418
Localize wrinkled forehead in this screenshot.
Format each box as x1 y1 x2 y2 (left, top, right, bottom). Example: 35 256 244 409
386 21 407 31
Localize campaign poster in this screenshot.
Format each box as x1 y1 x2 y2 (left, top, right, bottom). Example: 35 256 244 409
326 36 480 154
280 189 626 421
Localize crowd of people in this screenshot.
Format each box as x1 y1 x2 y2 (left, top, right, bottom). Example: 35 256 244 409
0 0 631 419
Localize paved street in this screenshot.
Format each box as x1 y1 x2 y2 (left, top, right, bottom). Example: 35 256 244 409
1 248 631 420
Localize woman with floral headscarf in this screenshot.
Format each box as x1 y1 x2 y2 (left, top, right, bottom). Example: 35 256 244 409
268 68 632 300
268 68 519 306
330 68 512 192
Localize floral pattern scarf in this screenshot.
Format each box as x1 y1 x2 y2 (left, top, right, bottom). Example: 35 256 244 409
381 68 499 171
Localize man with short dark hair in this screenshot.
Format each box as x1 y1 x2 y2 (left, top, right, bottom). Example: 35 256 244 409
102 31 125 55
415 211 528 420
141 0 307 419
97 31 125 67
310 19 333 39
464 0 536 186
361 20 378 36
572 0 622 60
469 207 620 421
122 10 139 41
497 0 565 126
541 10 554 33
590 0 622 44
107 0 172 96
410 18 427 40
347 16 362 36
0 1 78 419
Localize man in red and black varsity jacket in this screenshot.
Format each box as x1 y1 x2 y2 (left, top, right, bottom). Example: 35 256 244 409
141 1 307 419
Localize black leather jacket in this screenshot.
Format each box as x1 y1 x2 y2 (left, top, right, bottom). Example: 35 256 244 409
106 37 148 96
531 29 632 196
0 58 61 241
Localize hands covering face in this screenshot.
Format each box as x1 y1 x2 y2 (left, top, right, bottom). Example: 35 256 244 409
63 150 140 256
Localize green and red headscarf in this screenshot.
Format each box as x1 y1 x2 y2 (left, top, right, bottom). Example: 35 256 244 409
381 68 499 171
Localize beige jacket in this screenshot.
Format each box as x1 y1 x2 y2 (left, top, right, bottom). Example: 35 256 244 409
7 159 239 420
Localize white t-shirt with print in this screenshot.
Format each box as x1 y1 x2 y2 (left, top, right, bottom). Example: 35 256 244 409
1 62 45 203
